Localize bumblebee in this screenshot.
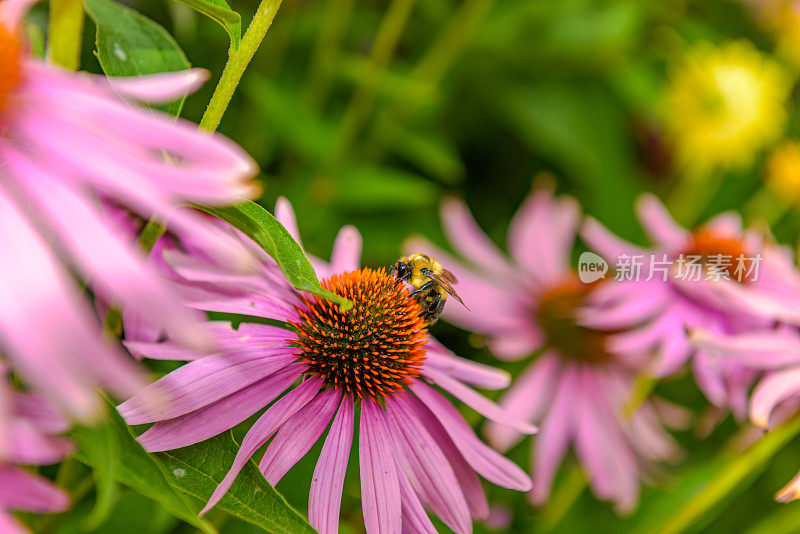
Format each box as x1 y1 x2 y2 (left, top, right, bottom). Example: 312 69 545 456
390 253 467 324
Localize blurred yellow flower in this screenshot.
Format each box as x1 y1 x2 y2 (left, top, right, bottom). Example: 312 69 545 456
663 41 791 174
766 140 800 204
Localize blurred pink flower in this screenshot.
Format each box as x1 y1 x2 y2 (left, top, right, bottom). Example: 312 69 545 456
0 0 258 419
582 194 800 417
0 371 72 532
690 325 800 502
118 199 533 534
408 192 681 513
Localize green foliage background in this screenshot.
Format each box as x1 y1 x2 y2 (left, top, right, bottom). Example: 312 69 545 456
27 0 800 532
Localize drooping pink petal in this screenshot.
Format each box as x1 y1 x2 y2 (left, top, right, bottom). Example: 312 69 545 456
0 512 27 534
486 353 559 452
776 469 800 503
422 367 537 434
398 470 437 534
508 191 580 285
0 0 37 30
385 398 471 534
750 368 800 428
329 225 362 274
308 397 354 534
425 340 510 389
530 365 576 505
0 189 143 419
578 289 666 330
705 211 743 236
0 466 69 513
441 197 515 279
136 364 307 452
108 69 208 103
275 197 303 246
8 420 74 465
574 368 639 512
200 376 323 515
581 217 646 262
0 381 11 459
487 331 543 361
359 398 402 534
635 194 689 250
411 381 532 491
4 151 214 351
691 329 800 368
398 394 488 520
692 350 729 407
259 388 341 485
119 352 297 424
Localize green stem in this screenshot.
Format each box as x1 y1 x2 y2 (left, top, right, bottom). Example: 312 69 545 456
199 0 283 132
104 0 281 333
47 0 84 70
652 413 800 534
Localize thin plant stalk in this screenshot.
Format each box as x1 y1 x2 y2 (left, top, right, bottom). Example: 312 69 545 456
200 0 284 132
48 0 84 70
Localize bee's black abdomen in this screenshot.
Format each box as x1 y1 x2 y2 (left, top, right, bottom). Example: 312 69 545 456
418 291 446 324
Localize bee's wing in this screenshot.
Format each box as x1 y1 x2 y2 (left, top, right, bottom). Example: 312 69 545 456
439 269 458 284
423 269 468 308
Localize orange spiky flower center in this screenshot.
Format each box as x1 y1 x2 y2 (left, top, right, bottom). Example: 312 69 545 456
0 25 21 115
535 277 612 363
292 267 429 401
684 228 750 283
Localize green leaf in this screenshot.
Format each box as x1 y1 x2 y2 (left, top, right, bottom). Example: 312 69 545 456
201 200 353 310
173 0 241 55
73 416 119 530
69 405 217 534
157 432 315 534
84 0 192 117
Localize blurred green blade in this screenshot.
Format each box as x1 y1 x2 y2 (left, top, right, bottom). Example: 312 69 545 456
633 414 800 534
202 200 353 310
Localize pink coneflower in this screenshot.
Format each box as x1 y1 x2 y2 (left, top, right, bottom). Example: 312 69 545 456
0 370 72 532
581 194 800 417
407 192 681 513
0 0 257 419
691 326 800 502
119 199 533 534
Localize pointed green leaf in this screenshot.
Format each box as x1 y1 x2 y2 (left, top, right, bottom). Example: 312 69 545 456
84 0 191 116
201 200 353 310
157 432 315 534
173 0 241 55
69 405 217 534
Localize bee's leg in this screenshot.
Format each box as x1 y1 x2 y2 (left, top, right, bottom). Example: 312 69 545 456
409 281 437 297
